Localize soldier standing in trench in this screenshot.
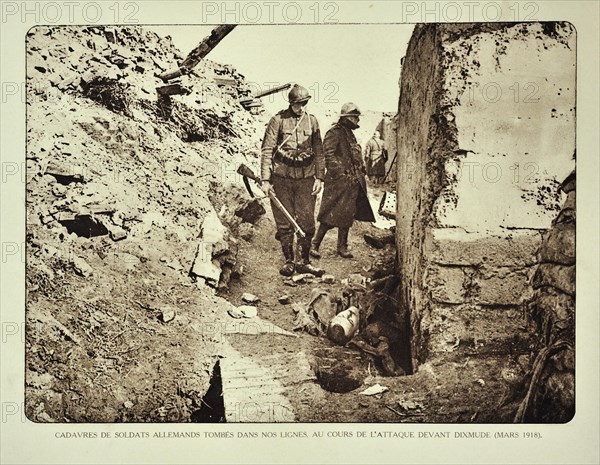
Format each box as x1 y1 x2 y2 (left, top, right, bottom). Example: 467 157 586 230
364 130 388 185
260 84 325 277
310 102 375 259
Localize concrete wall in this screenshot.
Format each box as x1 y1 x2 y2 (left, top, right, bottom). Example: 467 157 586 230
395 23 575 369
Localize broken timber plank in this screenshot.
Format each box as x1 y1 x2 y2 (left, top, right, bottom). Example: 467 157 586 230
159 25 237 82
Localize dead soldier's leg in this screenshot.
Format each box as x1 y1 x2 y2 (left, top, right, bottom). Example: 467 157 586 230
294 178 324 276
270 175 295 276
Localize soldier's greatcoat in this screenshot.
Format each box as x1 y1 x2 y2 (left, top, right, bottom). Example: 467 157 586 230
317 120 375 228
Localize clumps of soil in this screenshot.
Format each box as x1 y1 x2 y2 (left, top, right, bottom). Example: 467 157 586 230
166 102 239 142
81 76 134 117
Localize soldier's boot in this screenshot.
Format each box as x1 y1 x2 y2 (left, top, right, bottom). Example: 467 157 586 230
295 236 325 277
279 236 295 277
337 227 354 259
309 223 330 259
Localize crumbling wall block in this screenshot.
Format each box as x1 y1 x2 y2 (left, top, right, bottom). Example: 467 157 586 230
517 171 575 422
396 23 575 370
424 303 532 358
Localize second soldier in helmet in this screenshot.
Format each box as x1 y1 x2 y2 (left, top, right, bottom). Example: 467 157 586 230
311 102 375 259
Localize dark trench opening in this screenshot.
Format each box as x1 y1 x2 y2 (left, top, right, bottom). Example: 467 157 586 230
190 360 226 423
58 215 109 238
48 172 84 185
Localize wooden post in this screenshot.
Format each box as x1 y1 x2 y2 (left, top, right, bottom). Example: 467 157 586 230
159 25 237 82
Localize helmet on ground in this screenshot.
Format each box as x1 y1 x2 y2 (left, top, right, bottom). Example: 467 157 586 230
340 102 361 116
288 84 311 103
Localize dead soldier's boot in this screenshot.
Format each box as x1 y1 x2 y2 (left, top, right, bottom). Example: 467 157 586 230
279 236 295 277
337 227 354 259
309 223 330 259
296 236 325 277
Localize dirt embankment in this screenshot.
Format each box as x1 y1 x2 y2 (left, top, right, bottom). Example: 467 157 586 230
25 25 265 422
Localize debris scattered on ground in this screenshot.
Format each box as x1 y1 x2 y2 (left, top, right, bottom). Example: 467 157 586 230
341 273 368 287
72 256 93 277
160 306 177 323
398 400 424 411
228 305 257 319
278 295 291 305
359 384 389 396
241 292 259 304
291 273 314 284
321 274 335 284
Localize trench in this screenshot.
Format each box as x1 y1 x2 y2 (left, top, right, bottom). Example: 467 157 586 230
191 360 226 423
58 214 109 238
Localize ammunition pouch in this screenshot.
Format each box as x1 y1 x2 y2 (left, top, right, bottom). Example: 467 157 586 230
273 149 315 168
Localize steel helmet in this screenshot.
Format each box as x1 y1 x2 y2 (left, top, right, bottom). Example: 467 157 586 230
288 84 311 103
340 102 361 116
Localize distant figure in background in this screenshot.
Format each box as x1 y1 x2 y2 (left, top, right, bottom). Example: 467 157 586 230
260 84 324 277
364 130 388 185
311 103 375 259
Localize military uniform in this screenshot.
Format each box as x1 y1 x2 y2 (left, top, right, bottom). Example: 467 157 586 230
311 103 375 259
364 136 388 182
260 85 325 276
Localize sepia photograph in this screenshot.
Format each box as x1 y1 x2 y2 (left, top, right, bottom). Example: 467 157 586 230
1 1 598 464
24 20 575 424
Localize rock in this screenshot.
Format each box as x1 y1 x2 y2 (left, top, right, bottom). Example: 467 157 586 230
165 259 183 271
292 274 306 283
160 307 176 323
321 274 335 284
359 384 389 396
191 243 222 286
37 412 55 423
108 225 127 241
52 184 67 197
228 305 257 319
533 263 575 296
540 221 575 265
363 229 395 249
237 223 254 241
398 400 423 411
239 305 257 318
347 274 367 286
123 401 134 409
235 199 266 224
72 256 93 277
278 295 291 305
241 292 259 304
45 163 85 184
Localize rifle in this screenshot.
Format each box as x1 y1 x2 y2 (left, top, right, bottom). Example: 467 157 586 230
237 164 306 239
